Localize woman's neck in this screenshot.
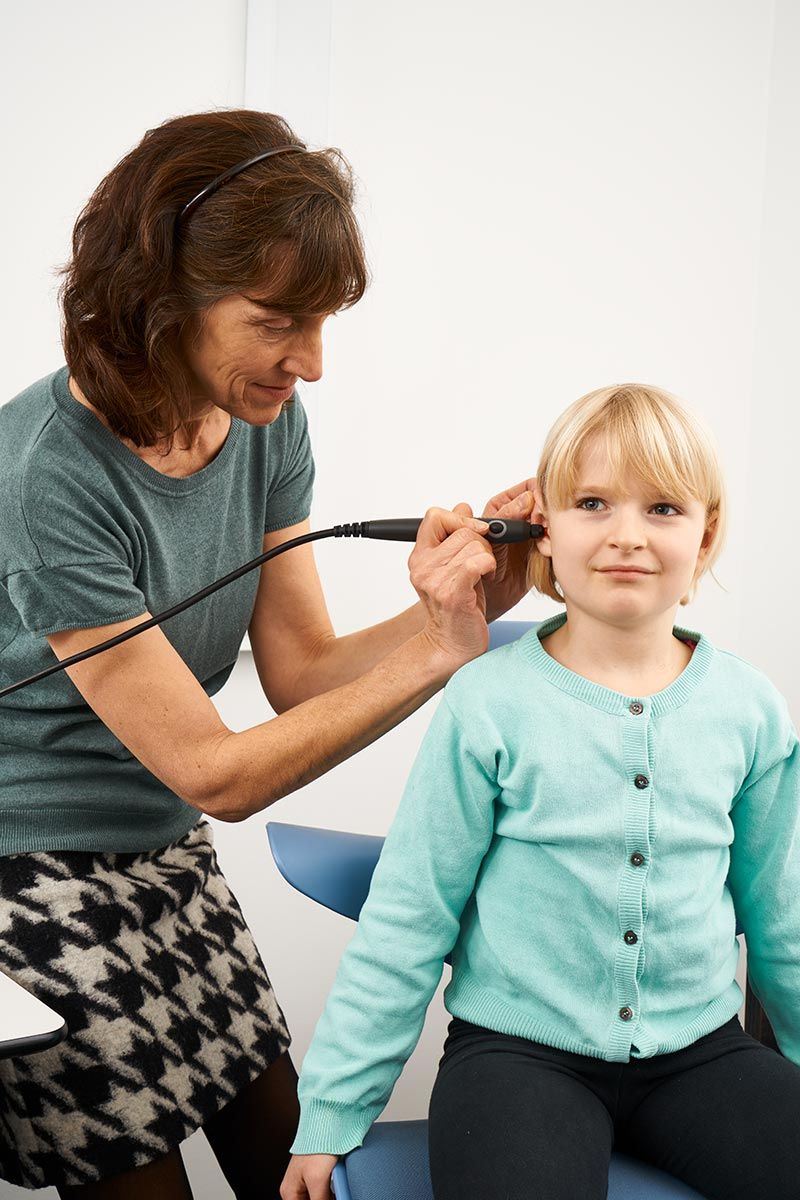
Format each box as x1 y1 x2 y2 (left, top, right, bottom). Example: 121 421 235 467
541 607 693 695
67 376 231 478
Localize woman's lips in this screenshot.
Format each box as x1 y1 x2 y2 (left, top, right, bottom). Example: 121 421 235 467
252 381 295 401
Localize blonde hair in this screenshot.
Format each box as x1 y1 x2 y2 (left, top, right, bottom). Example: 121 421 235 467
527 383 727 606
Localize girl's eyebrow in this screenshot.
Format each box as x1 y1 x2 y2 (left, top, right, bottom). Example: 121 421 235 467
575 480 681 494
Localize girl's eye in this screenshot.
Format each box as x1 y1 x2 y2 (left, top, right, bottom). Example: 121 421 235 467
576 498 681 516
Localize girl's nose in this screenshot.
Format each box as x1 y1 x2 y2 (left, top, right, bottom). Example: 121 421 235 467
609 519 647 551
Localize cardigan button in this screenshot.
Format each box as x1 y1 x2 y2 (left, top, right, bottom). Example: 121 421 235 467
634 774 650 789
624 930 638 945
630 852 645 866
629 701 644 715
619 1007 634 1021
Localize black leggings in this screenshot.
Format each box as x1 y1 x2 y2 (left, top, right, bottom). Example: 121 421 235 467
428 1015 800 1200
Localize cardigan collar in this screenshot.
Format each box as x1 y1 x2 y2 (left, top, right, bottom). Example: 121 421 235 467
516 611 714 717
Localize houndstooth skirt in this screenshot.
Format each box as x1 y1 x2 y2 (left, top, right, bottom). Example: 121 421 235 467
0 818 291 1189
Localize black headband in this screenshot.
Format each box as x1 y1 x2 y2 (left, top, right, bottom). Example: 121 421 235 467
178 144 305 224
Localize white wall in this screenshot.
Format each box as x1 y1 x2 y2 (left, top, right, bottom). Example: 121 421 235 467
2 2 798 1197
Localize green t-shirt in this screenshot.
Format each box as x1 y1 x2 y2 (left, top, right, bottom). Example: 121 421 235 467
0 367 315 855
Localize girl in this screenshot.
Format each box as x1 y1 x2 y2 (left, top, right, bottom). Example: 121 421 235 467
281 384 800 1200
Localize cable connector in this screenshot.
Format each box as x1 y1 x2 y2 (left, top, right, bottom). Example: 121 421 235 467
333 523 365 538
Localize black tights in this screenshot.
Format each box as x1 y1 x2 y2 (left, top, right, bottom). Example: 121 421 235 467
56 1051 300 1200
429 1016 800 1200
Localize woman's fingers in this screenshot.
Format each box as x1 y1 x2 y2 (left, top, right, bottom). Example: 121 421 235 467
413 505 488 551
426 537 497 602
409 515 497 667
410 524 496 603
483 477 538 519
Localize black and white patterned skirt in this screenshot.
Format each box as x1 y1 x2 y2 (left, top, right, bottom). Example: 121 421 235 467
0 818 291 1189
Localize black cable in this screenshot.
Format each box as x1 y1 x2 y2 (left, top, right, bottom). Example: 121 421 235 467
0 517 542 701
0 528 334 700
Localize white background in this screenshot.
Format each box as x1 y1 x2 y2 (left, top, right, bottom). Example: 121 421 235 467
2 1 798 1196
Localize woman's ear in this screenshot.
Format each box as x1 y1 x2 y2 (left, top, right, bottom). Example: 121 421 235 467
532 485 552 559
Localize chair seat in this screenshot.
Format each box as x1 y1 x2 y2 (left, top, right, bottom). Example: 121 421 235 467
332 1120 708 1200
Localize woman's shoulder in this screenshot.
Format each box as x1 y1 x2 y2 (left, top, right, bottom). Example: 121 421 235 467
0 369 63 460
2 371 102 498
0 369 126 567
0 371 69 515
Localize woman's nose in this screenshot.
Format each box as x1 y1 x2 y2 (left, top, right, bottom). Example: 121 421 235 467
282 328 324 383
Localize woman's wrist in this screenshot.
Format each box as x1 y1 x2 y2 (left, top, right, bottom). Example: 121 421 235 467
407 624 477 688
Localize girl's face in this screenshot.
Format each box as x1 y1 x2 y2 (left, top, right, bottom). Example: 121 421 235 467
535 437 712 625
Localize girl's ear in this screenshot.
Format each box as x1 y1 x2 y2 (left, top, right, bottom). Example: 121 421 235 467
695 514 717 570
684 515 718 604
532 485 552 559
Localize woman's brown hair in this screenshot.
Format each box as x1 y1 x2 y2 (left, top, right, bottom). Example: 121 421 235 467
60 110 368 447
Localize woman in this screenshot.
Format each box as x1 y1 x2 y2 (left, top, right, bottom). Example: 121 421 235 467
0 110 535 1199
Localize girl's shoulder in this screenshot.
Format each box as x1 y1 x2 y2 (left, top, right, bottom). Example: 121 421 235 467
443 632 538 726
710 645 796 748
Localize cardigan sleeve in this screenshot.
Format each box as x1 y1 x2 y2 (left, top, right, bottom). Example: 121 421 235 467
726 695 800 1066
291 689 498 1157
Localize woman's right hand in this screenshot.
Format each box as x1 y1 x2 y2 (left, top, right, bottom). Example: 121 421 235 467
409 504 497 671
280 1152 339 1200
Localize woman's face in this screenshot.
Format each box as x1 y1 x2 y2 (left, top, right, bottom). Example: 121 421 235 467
182 293 330 425
535 437 712 625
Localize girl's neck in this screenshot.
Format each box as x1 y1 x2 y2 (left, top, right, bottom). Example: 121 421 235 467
541 607 694 696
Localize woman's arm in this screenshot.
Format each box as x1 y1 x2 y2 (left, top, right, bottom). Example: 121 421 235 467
250 483 537 712
46 510 495 823
247 518 427 713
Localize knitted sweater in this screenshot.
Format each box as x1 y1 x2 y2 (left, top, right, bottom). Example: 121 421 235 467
292 613 800 1155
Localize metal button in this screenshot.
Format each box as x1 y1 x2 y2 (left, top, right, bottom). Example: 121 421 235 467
624 930 638 945
634 774 650 789
630 852 645 867
629 702 644 715
619 1007 634 1021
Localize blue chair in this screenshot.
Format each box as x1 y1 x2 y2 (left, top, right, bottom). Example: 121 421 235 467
268 621 767 1200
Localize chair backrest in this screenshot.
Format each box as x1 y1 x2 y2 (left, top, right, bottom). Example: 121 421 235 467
267 619 777 1051
267 822 383 921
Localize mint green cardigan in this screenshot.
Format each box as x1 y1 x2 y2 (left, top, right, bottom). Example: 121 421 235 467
292 614 800 1155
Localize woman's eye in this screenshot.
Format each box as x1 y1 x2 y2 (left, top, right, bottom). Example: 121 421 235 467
577 497 605 511
651 503 680 516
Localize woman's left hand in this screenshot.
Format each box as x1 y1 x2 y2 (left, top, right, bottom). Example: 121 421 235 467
468 477 539 622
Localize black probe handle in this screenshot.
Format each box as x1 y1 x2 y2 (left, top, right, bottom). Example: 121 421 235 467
350 518 544 543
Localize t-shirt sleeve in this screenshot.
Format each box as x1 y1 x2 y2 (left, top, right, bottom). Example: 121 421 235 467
264 394 315 533
3 456 147 637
